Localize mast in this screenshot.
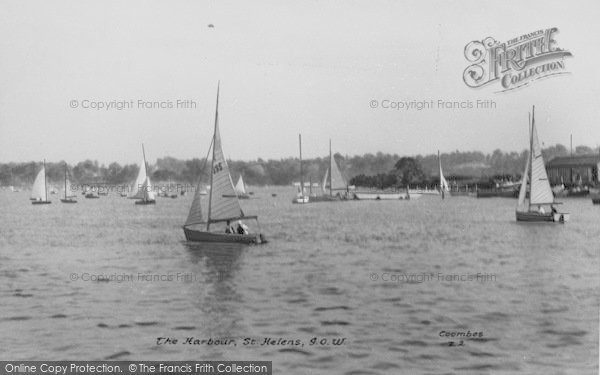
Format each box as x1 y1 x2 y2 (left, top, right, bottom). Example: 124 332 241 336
43 159 47 202
329 139 333 197
299 134 304 196
438 150 444 200
64 163 67 200
207 82 220 231
141 143 148 201
528 106 534 211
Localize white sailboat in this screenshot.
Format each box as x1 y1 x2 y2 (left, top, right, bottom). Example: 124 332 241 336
293 134 309 204
229 175 250 199
31 160 51 204
135 144 156 205
313 139 351 201
129 152 149 199
438 150 450 199
60 163 77 203
516 106 568 223
182 83 266 244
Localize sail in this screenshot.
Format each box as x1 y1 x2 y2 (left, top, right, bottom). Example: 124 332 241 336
130 157 147 199
321 168 329 194
208 120 244 222
65 175 76 199
185 176 206 226
142 177 155 201
439 154 449 192
31 166 46 200
529 116 554 205
517 150 530 211
329 156 346 190
234 175 246 195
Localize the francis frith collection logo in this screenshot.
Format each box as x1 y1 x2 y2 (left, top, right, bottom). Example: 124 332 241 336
463 27 572 92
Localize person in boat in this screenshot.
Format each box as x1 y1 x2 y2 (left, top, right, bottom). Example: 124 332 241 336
236 220 249 235
225 220 235 234
538 205 545 214
551 205 557 214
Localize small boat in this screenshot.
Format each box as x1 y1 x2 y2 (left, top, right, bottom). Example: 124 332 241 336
225 175 250 199
85 186 100 199
60 163 77 203
311 139 352 202
516 107 568 223
128 149 151 200
31 160 51 205
438 150 450 199
134 144 156 205
354 191 407 200
182 83 266 244
292 134 310 204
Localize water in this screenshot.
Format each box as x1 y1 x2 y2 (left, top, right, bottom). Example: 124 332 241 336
1 189 598 374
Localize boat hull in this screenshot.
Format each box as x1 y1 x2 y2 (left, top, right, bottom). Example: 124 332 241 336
135 199 156 205
60 199 77 203
354 192 408 200
183 227 266 244
292 196 310 204
477 189 518 198
516 211 569 223
85 194 100 199
32 201 51 205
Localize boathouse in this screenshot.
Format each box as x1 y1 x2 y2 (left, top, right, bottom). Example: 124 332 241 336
546 155 600 185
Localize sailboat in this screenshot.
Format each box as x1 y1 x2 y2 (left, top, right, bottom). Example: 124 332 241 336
312 139 350 202
293 134 309 204
226 175 250 199
182 84 266 244
134 144 156 205
60 163 77 203
516 106 569 223
438 150 450 199
31 160 51 205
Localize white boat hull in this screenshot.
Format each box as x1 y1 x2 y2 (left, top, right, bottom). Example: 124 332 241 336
516 211 569 223
354 192 409 200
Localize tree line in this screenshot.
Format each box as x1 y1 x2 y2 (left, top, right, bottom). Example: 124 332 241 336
1 144 597 188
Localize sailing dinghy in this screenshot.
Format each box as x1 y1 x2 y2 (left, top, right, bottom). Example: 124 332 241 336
516 107 568 223
293 134 310 204
225 175 250 199
182 84 267 244
134 144 156 205
438 150 450 199
60 163 77 203
31 160 51 204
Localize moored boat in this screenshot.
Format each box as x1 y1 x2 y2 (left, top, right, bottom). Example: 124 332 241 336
60 163 77 203
292 134 310 204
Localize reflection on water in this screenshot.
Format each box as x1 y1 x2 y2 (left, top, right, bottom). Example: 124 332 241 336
0 188 598 374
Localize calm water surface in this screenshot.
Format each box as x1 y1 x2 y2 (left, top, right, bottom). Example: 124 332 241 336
0 188 598 374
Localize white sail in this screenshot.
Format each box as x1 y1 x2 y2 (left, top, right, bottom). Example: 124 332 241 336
439 153 450 192
234 175 246 195
321 168 329 194
31 165 46 201
185 178 205 226
329 155 346 191
208 111 245 222
142 177 155 201
65 175 76 199
529 114 554 205
517 150 530 212
130 157 147 199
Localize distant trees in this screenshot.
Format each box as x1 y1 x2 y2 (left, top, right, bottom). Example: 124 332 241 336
1 143 598 187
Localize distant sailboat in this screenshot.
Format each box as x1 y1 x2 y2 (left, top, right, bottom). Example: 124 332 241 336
60 163 77 203
182 83 266 244
293 134 309 204
312 139 350 202
438 150 450 199
134 144 156 205
516 106 569 223
225 175 250 199
31 160 51 205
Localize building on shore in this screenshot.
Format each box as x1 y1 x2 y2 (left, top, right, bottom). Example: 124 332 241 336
546 155 600 186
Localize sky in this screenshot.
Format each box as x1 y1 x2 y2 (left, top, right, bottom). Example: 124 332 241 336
1 0 599 164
